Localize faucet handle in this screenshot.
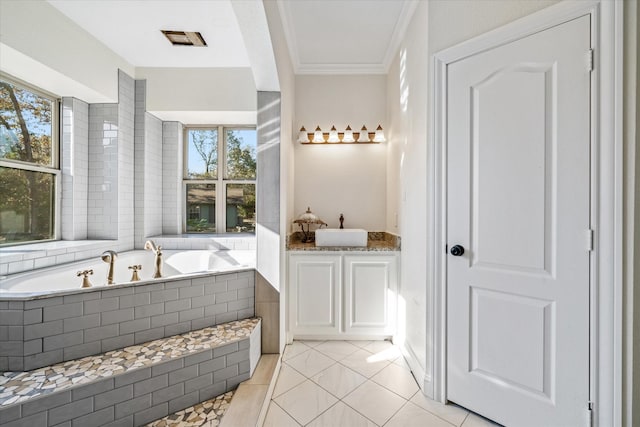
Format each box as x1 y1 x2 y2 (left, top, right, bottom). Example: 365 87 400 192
128 265 142 282
77 269 93 288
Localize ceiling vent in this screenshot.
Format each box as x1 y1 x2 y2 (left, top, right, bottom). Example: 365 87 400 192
161 30 207 47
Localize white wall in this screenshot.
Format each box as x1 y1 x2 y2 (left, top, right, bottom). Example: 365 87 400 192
263 0 296 353
387 0 561 397
386 0 429 389
0 0 134 102
136 67 257 125
294 75 387 230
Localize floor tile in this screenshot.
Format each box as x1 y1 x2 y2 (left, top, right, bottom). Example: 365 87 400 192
314 340 360 361
343 380 406 426
274 380 338 425
363 340 394 354
410 394 469 426
285 349 335 378
371 363 419 399
347 340 374 349
461 412 503 427
392 355 411 370
298 339 324 348
282 341 310 361
307 401 376 427
272 364 306 398
340 348 391 378
311 363 367 399
385 401 455 427
262 402 301 427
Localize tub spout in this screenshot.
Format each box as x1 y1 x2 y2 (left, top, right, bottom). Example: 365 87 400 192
101 250 118 285
144 240 163 278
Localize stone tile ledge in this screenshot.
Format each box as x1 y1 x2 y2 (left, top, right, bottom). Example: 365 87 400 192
286 231 400 251
0 318 260 407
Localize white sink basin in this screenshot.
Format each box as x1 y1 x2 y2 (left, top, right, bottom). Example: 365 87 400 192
315 228 368 247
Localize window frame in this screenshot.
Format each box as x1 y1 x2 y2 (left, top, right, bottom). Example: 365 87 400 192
0 73 61 247
182 125 256 234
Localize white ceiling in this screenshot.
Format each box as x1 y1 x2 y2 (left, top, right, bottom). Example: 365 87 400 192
47 0 251 68
277 0 418 74
48 0 417 75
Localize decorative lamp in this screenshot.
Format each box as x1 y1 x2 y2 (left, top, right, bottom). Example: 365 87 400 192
357 125 370 142
342 125 355 142
373 125 386 142
298 126 310 143
328 126 340 143
293 207 327 243
312 126 325 143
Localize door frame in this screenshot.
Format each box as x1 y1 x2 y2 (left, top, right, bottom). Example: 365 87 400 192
430 1 624 426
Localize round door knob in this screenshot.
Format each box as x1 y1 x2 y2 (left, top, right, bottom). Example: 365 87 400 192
450 245 465 256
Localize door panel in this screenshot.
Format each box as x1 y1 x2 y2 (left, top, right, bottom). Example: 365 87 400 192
344 255 397 335
447 15 590 427
289 255 341 335
471 65 555 275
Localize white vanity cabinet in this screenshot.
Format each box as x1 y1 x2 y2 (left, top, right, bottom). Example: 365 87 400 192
288 252 398 339
289 254 342 336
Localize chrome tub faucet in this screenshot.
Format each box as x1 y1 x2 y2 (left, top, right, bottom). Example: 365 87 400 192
144 240 163 278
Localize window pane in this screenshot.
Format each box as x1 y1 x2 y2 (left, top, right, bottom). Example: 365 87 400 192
226 129 256 180
0 79 54 166
226 183 255 233
187 129 217 179
0 167 55 244
186 183 216 232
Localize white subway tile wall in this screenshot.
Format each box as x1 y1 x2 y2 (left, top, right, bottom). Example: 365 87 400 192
162 122 184 235
61 97 89 241
117 70 136 250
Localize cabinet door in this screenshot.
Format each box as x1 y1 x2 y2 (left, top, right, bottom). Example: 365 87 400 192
289 254 341 335
344 255 397 335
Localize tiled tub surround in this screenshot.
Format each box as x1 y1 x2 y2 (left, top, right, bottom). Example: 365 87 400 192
286 231 400 251
1 250 255 295
0 318 261 427
0 268 256 372
0 236 256 277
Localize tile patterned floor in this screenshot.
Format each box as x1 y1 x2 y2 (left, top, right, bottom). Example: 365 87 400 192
146 391 234 427
0 318 259 406
265 340 502 427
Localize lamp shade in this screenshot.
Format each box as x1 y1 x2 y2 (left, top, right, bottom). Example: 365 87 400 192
373 125 386 142
312 126 325 143
342 125 355 142
357 125 370 142
328 126 340 142
298 126 310 143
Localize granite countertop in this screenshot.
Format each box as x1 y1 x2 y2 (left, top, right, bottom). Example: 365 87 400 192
286 231 400 252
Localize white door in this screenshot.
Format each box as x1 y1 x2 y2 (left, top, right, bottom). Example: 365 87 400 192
446 16 591 427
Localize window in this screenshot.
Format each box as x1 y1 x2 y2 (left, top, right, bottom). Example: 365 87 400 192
0 76 59 246
185 127 256 233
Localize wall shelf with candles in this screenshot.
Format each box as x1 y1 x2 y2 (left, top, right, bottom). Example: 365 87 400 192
298 125 385 144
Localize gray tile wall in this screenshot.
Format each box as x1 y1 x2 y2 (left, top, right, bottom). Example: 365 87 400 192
0 322 260 427
0 271 255 371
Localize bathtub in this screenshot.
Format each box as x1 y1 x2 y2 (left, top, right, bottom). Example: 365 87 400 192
0 249 256 296
0 249 257 371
